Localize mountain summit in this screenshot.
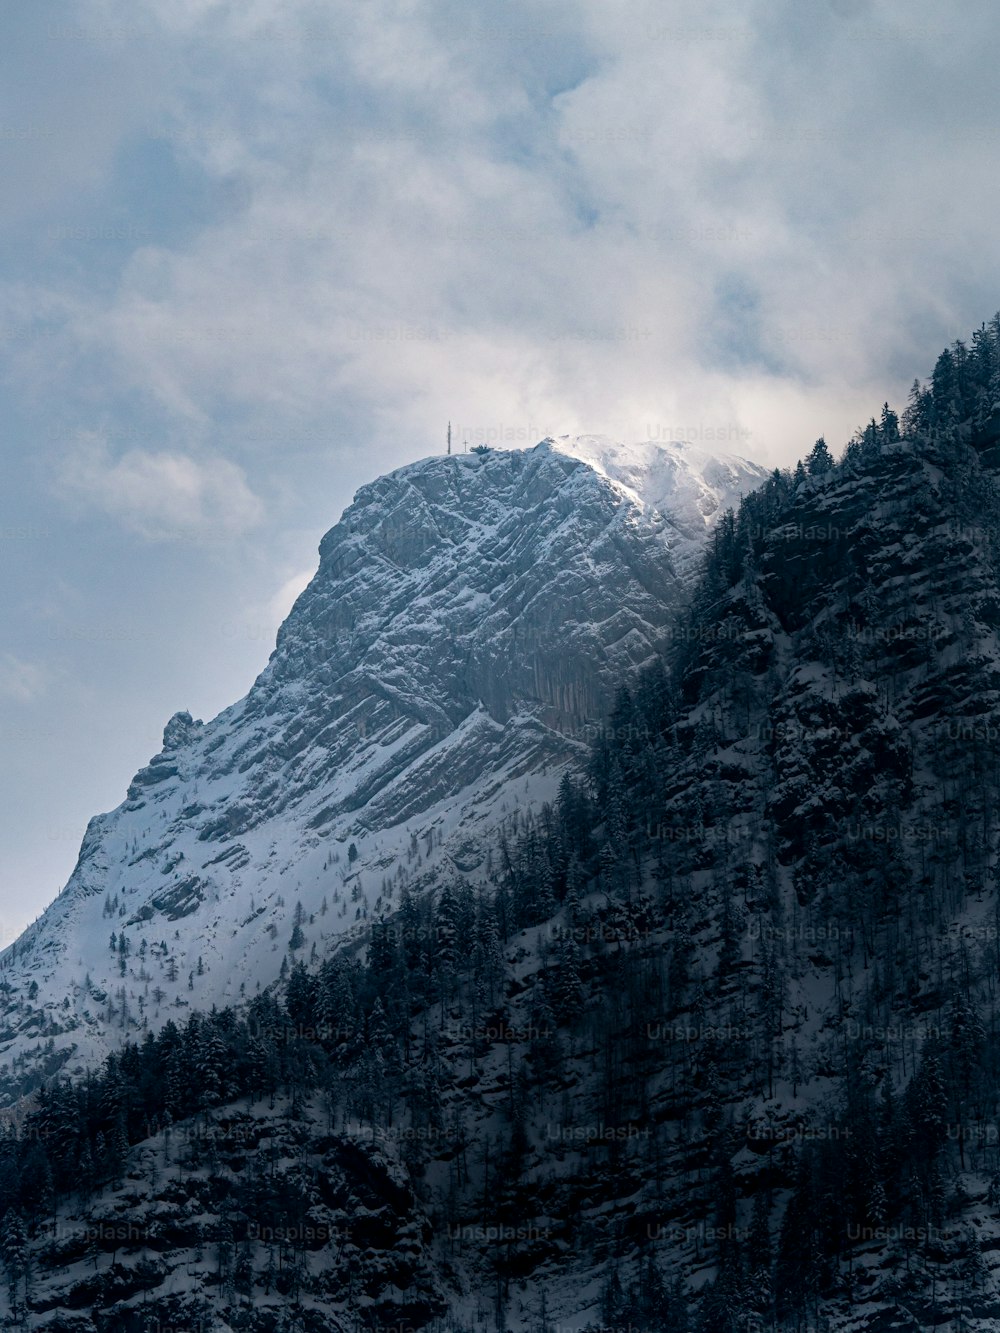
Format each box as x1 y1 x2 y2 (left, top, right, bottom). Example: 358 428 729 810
0 438 764 1096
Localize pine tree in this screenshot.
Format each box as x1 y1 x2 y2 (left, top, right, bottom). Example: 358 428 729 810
366 997 392 1055
962 1224 989 1294
907 1051 947 1163
716 881 741 982
950 992 986 1102
285 962 314 1029
1 1209 28 1304
474 895 505 1007
879 401 900 443
107 1115 129 1188
196 1028 227 1112
435 881 460 997
235 1247 254 1304
316 959 356 1049
776 1155 822 1325
901 377 931 436
702 1061 724 1142
529 991 562 1078
77 1140 95 1201
700 1258 748 1333
288 901 305 952
806 436 834 475
746 1188 773 1319
553 938 584 1024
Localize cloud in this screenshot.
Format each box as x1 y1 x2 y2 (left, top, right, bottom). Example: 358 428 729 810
2 0 999 488
2 0 995 485
57 437 264 541
0 653 50 703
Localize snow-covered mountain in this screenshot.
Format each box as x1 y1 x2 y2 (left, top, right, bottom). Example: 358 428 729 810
0 437 766 1099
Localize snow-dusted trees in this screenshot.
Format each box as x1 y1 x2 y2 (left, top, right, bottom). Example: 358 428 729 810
1 1208 28 1305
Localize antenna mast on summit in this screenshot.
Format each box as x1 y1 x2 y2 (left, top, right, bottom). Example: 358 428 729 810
447 421 452 455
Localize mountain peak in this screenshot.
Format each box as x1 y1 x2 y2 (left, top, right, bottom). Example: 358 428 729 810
0 435 712 1092
161 710 202 751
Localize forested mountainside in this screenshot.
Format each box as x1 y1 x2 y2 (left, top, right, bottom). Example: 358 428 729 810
5 319 1000 1331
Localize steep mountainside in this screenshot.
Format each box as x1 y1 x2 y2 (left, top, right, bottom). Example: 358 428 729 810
0 439 764 1102
9 323 1000 1333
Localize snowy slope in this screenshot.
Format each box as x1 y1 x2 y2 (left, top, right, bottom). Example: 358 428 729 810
550 435 770 580
0 439 764 1099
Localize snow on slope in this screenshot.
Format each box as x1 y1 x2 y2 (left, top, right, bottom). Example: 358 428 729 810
550 435 770 579
0 438 766 1098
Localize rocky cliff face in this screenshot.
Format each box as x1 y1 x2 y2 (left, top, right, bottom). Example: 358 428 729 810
0 439 764 1101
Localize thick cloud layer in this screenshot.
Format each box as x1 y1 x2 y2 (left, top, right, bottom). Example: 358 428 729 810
1 0 998 933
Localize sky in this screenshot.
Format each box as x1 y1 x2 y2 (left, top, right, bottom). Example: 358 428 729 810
1 0 999 941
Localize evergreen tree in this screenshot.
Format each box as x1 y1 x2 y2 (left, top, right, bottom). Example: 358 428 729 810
552 938 584 1024
746 1188 773 1320
806 436 834 475
289 900 306 952
1 1209 28 1304
879 401 900 443
907 1051 947 1163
